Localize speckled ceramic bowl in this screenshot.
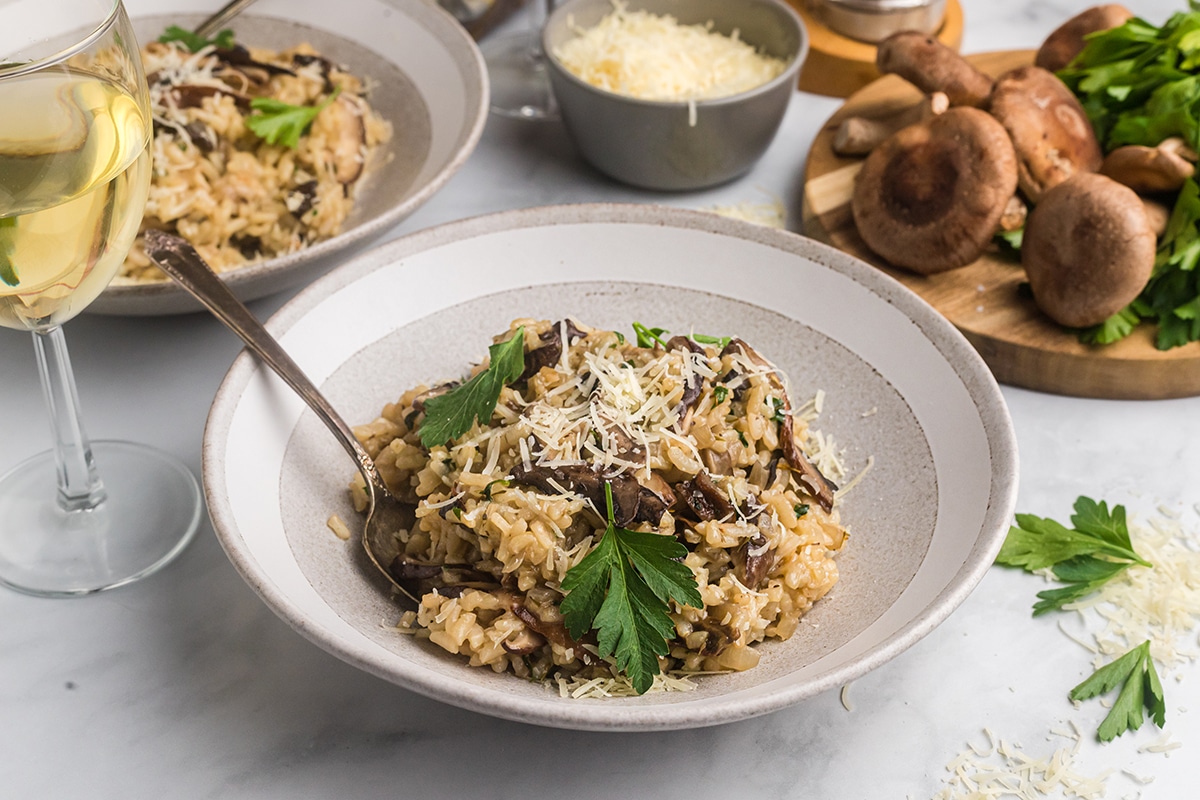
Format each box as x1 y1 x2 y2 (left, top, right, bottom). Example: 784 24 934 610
202 204 1018 731
543 0 807 190
89 0 488 316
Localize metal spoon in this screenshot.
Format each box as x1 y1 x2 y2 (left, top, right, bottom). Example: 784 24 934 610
142 230 417 605
194 0 260 39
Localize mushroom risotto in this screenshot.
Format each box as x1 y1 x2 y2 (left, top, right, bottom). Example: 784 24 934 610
348 319 850 695
117 31 391 282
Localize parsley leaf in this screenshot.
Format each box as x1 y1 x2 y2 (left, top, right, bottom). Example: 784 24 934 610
245 87 340 149
1070 640 1166 741
417 328 526 448
158 24 235 53
559 482 702 694
691 332 733 349
995 496 1151 615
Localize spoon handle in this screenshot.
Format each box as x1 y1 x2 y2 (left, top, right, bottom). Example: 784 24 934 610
143 230 379 484
194 0 260 38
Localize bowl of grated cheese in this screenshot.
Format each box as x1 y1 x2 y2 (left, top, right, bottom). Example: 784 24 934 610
544 0 807 191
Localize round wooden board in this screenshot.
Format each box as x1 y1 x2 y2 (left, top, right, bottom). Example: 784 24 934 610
801 49 1200 400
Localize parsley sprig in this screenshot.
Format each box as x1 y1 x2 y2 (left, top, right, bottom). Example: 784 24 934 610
1070 640 1166 742
158 25 235 53
246 88 341 149
417 328 526 448
630 322 732 350
560 482 703 694
996 496 1151 615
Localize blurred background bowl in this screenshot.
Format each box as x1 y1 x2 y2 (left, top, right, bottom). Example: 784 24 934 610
543 0 807 191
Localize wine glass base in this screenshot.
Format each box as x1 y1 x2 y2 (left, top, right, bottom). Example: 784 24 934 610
481 31 560 120
0 441 202 597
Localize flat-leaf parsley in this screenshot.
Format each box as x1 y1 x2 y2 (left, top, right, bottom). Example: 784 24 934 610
418 327 526 448
246 88 340 149
995 496 1151 615
1070 640 1166 742
560 482 702 694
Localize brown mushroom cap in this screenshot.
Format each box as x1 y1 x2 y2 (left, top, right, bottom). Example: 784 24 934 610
876 31 994 108
851 107 1018 274
1021 172 1156 329
988 66 1103 203
1100 144 1195 193
1035 4 1134 72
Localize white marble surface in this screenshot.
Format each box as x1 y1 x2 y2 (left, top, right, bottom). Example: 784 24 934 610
2 1 1196 797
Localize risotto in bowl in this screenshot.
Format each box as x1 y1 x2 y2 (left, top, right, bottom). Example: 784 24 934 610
202 204 1018 730
90 0 487 315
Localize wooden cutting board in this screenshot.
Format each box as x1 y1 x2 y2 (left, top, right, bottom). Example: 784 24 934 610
802 49 1200 400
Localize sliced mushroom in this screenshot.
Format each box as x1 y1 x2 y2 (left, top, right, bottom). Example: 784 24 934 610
170 83 251 109
507 463 668 527
1035 4 1134 72
875 32 994 108
851 107 1019 274
326 95 368 184
988 66 1103 203
1022 172 1156 328
519 319 585 381
1100 144 1195 193
832 91 949 157
674 471 735 522
720 338 837 512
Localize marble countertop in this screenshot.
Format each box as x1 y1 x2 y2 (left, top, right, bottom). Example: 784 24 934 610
3 1 1197 797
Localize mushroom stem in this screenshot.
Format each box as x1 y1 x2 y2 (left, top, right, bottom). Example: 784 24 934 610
832 92 949 157
998 195 1028 233
876 32 994 108
1158 137 1198 163
1100 143 1195 193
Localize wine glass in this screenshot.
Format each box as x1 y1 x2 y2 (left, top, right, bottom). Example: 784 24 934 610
0 0 202 596
481 0 560 120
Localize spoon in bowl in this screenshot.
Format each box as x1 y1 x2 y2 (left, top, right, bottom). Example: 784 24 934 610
143 230 418 605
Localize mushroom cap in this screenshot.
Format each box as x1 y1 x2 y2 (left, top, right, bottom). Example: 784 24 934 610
1035 4 1134 72
1100 144 1195 193
1021 172 1156 329
988 66 1104 203
851 107 1018 274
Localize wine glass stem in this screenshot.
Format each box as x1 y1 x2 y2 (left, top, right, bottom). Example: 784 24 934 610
32 325 107 513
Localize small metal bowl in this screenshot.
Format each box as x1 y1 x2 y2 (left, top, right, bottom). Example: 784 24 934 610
810 0 947 44
543 0 807 191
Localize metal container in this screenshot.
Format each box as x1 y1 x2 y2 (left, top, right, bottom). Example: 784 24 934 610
543 0 807 191
811 0 946 44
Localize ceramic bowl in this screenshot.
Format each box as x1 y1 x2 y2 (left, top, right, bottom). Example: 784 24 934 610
202 204 1019 731
543 0 807 191
90 0 488 315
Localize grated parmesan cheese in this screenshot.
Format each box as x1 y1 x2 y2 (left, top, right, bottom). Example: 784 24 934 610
933 727 1111 800
553 1 788 107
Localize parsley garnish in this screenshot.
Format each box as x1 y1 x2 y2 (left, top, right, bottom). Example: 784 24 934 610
691 332 733 349
482 479 510 500
158 25 235 53
794 503 809 518
713 386 729 404
417 328 526 448
632 322 669 348
995 496 1151 615
630 323 732 350
769 396 787 424
560 482 703 694
246 87 341 149
1070 640 1166 742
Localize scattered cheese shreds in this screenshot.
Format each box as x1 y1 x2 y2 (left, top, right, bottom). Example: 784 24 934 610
1062 507 1200 671
933 728 1110 800
553 1 787 103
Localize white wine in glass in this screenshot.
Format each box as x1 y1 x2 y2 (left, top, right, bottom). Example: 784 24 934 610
0 0 202 596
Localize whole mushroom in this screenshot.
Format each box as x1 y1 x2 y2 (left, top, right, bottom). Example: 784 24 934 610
1021 172 1156 329
1035 4 1134 72
988 66 1104 203
876 31 994 108
850 107 1018 274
